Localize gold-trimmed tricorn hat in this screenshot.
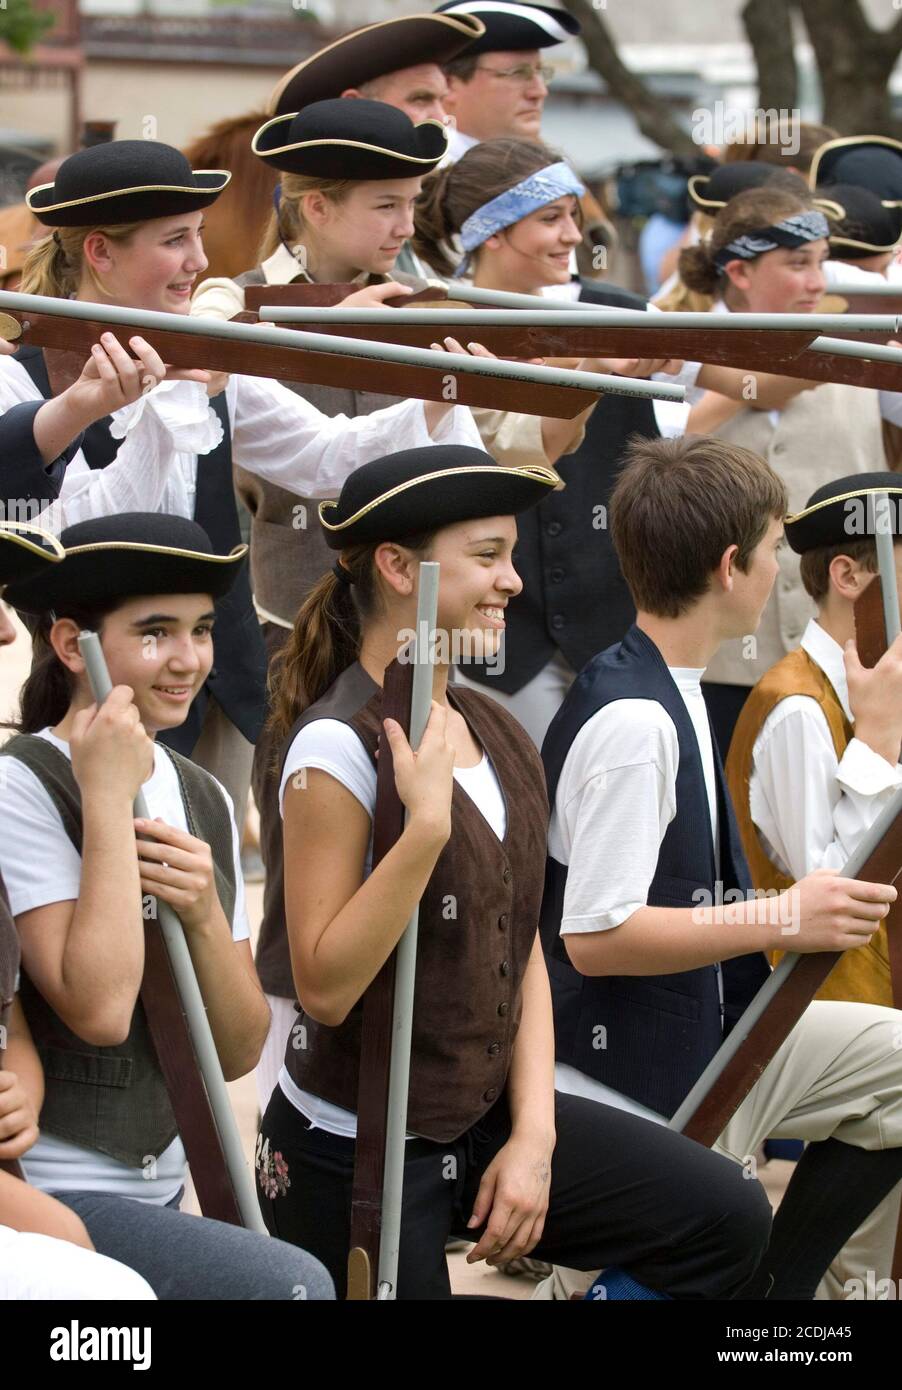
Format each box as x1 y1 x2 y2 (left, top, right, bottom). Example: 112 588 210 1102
784 472 902 555
808 135 902 203
0 520 64 596
27 140 230 228
3 513 247 615
252 99 448 179
318 445 561 549
818 182 902 258
268 11 486 116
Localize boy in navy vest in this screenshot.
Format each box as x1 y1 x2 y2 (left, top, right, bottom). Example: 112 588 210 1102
540 435 902 1301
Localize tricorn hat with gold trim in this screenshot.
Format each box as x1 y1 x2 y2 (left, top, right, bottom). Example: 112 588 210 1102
319 445 560 549
0 521 64 594
785 472 902 554
808 135 902 203
4 513 247 615
27 141 230 228
252 98 448 179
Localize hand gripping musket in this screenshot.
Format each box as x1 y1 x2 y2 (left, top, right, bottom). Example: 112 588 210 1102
347 563 440 1302
0 289 685 417
75 632 266 1232
247 283 902 391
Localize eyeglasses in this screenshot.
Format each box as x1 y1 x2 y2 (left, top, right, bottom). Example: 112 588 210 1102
475 63 555 84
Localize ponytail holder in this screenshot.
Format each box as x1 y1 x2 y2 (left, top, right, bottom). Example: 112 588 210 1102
332 561 354 587
52 230 63 249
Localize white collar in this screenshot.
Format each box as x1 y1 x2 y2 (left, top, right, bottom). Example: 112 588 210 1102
259 242 372 288
446 126 480 164
800 617 854 723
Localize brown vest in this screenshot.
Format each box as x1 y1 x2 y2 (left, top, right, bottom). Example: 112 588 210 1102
281 664 549 1141
233 266 423 625
726 645 892 1006
0 871 17 1058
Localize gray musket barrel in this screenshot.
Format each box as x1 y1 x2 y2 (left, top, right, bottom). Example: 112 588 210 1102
77 632 267 1234
377 562 441 1301
668 780 902 1135
873 493 902 644
809 335 902 364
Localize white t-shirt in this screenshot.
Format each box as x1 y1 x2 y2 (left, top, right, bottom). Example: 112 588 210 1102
0 729 250 1203
277 715 507 1137
548 666 724 1121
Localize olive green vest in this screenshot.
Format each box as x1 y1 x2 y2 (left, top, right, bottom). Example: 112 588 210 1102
0 736 236 1167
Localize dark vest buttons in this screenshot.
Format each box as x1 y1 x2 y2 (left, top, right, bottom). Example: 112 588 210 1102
500 960 510 977
488 1041 502 1055
502 866 512 885
550 567 565 583
497 912 509 931
483 1087 498 1102
546 520 563 537
497 1002 509 1016
551 615 565 631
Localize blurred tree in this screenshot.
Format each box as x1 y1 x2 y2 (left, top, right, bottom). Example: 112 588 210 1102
0 0 55 54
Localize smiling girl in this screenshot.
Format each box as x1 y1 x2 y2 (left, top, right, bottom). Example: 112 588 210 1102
253 443 772 1300
0 511 334 1299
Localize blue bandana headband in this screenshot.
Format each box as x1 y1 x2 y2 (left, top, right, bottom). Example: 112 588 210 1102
454 161 586 276
712 210 830 270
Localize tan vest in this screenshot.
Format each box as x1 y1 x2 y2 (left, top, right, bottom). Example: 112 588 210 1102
725 646 891 1006
704 384 885 687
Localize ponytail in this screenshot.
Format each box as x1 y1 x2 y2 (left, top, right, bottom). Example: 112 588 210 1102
412 163 462 278
676 242 722 297
268 530 436 740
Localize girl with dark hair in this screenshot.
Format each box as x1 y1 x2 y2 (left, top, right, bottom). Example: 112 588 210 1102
0 512 335 1299
255 443 772 1300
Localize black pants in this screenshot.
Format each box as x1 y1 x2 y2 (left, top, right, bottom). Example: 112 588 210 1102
258 1086 771 1300
701 681 751 764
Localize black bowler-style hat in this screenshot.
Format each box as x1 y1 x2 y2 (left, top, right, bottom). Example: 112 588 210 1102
4 513 247 616
808 136 902 203
818 183 902 259
318 445 560 548
252 99 448 179
27 140 231 228
433 1 580 54
0 521 64 594
687 163 808 212
784 472 902 555
269 11 486 116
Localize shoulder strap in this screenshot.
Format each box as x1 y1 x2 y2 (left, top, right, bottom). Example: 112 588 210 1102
0 735 83 853
161 747 237 925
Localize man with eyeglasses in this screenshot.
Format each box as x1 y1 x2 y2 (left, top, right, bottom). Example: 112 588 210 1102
434 1 581 161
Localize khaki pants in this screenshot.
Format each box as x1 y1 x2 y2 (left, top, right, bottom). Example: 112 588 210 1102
533 1000 902 1300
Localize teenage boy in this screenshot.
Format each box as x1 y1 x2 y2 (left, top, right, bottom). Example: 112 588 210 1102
727 472 902 1010
539 436 902 1301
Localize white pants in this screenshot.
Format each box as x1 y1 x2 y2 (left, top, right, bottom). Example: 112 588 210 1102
256 993 298 1114
0 1226 156 1300
534 1000 902 1300
453 650 577 750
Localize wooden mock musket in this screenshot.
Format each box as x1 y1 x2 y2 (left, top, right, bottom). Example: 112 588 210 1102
74 632 267 1233
0 289 685 419
246 283 902 391
348 564 440 1301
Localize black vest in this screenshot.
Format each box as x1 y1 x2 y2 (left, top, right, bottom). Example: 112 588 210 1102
539 625 771 1119
0 733 237 1166
0 871 18 1056
461 281 660 695
14 346 267 751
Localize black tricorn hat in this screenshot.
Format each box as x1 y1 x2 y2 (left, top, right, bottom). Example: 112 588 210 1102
784 472 902 555
434 1 580 53
818 182 902 259
0 521 64 594
252 98 448 179
808 136 902 203
27 140 230 228
269 12 486 116
318 445 560 549
4 513 247 616
688 163 808 212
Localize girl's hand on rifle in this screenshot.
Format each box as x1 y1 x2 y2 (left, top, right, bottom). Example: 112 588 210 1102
0 1069 39 1160
133 818 217 931
64 334 211 427
382 699 455 844
69 684 154 805
577 356 684 378
465 1130 554 1268
341 281 414 310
